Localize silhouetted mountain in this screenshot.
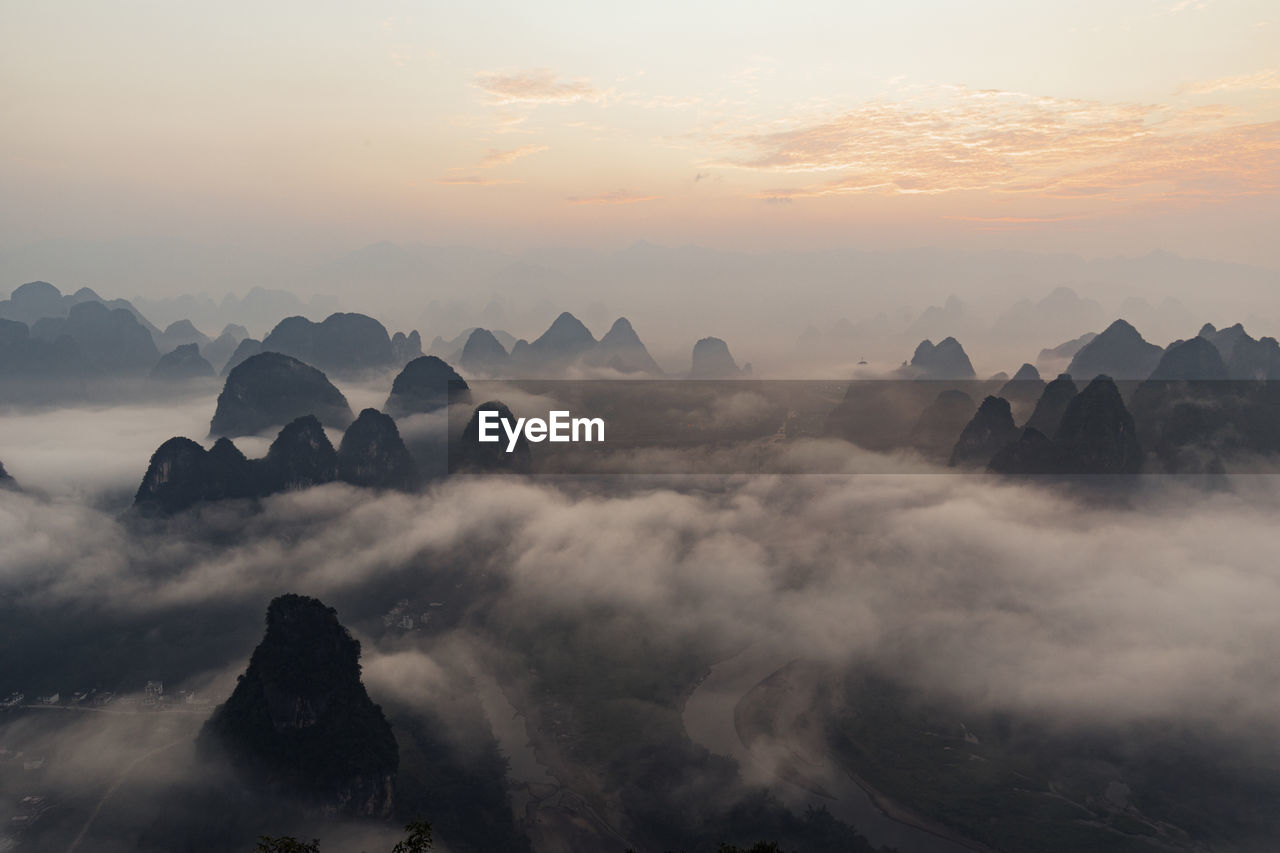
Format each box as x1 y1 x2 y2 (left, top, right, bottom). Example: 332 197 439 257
1054 376 1143 474
220 337 263 376
30 300 158 373
691 337 740 378
950 396 1020 467
0 458 13 488
1226 335 1280 381
135 413 425 514
987 428 1065 475
337 409 417 490
459 328 510 373
150 343 215 380
998 363 1046 420
259 415 339 492
157 319 210 353
1037 332 1097 367
907 389 976 458
429 327 518 360
1 281 63 323
0 281 160 337
989 377 1141 475
1024 374 1079 435
199 594 397 818
1009 363 1041 382
524 311 596 368
211 352 353 438
390 329 423 364
1066 319 1162 380
453 401 531 473
592 317 663 374
0 318 87 379
384 356 470 417
134 436 253 515
906 337 975 379
990 286 1105 346
1129 339 1246 473
1199 323 1251 364
1194 323 1280 380
261 313 394 373
1148 337 1229 382
202 326 249 372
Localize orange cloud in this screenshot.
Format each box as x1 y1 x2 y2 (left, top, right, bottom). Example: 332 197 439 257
565 190 659 206
714 86 1280 208
475 69 605 105
436 176 524 186
1179 68 1280 94
476 144 549 168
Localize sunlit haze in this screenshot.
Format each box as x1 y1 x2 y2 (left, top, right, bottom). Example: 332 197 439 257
3 0 1278 271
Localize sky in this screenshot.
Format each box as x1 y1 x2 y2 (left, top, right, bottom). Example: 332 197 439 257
2 0 1279 267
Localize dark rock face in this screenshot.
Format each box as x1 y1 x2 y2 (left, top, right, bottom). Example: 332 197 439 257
158 319 210 353
337 409 417 490
199 594 397 818
453 401 531 473
383 356 470 417
987 428 1065 475
261 313 395 373
459 328 510 373
150 343 215 380
908 337 975 379
220 337 263 376
1066 319 1162 380
1024 374 1079 436
691 337 740 378
134 436 253 515
211 352 354 438
135 414 420 514
592 317 663 374
260 415 338 492
1148 337 1228 382
950 396 1020 467
1054 376 1142 474
0 458 15 489
30 300 158 373
390 330 423 364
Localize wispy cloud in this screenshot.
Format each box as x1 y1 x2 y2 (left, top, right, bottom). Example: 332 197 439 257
436 175 523 186
945 214 1084 224
566 190 659 206
1179 68 1280 94
712 86 1280 207
476 144 549 168
475 69 606 106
